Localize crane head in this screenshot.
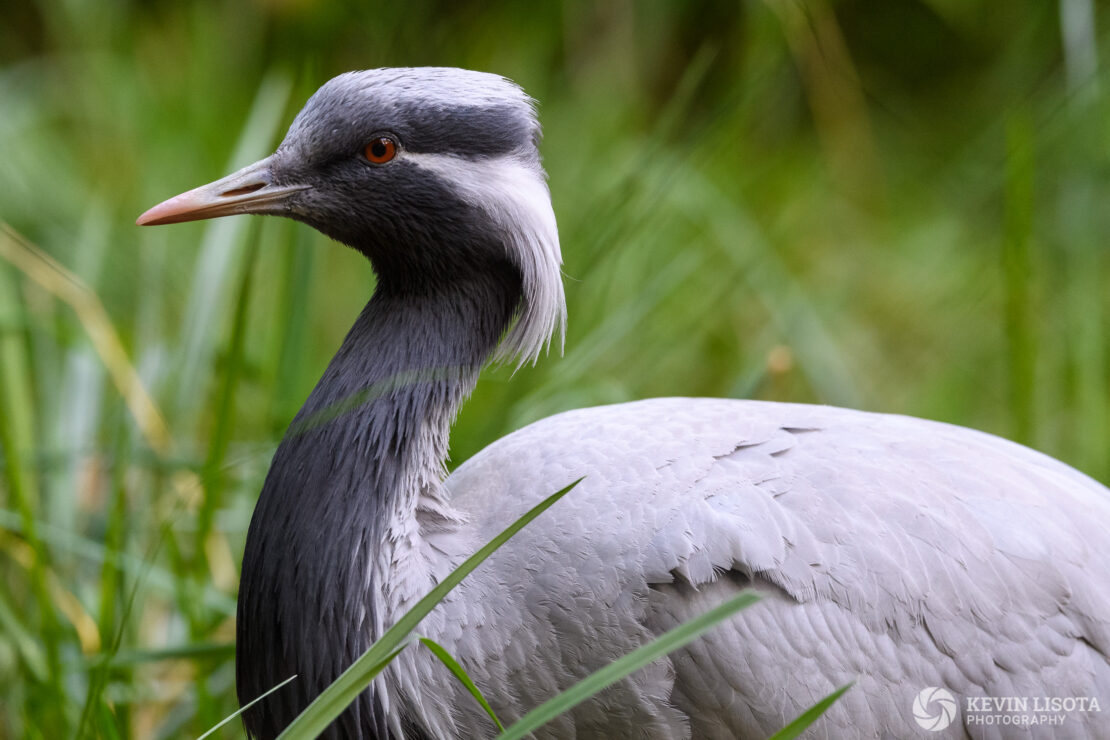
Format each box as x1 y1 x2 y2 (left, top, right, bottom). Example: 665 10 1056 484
138 67 564 364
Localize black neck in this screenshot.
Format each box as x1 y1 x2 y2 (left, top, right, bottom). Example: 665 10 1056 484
237 259 521 739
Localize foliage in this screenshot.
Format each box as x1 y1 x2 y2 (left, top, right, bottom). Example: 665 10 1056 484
1 0 1108 737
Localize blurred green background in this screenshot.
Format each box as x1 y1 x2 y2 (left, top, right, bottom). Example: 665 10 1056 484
1 0 1107 737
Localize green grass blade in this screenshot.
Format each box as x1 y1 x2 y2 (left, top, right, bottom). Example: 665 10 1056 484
0 258 65 714
93 703 124 740
269 224 316 432
170 71 291 433
97 641 235 666
276 477 582 739
767 682 853 740
0 507 237 615
198 228 259 552
419 636 504 732
275 642 411 740
196 674 298 740
1002 111 1036 447
0 582 49 681
497 591 762 740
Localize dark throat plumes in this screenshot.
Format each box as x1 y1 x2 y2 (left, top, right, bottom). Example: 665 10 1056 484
236 253 522 739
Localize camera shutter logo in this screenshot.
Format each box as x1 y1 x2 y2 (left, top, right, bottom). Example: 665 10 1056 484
913 687 957 731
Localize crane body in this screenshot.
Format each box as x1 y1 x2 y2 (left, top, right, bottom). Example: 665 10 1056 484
136 67 1110 739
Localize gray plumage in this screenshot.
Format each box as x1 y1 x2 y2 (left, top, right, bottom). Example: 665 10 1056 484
138 68 1110 739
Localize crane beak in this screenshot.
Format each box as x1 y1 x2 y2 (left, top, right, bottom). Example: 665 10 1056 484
136 156 308 226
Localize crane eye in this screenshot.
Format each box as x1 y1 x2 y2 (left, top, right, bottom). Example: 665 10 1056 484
364 136 398 164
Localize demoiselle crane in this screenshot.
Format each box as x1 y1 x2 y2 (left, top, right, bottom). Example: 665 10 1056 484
138 68 1110 739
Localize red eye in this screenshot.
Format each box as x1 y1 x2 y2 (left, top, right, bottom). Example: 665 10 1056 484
364 136 397 164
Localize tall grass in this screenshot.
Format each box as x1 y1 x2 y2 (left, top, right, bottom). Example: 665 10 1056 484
1 1 1109 737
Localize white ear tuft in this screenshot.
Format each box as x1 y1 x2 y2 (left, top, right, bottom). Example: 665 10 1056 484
405 152 566 367
484 160 565 368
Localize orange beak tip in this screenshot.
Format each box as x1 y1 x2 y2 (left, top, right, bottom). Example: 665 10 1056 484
135 158 302 228
135 191 195 227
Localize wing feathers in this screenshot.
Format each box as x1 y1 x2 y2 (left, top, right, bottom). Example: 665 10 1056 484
431 398 1110 737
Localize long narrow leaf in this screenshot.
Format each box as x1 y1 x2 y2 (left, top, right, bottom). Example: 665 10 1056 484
767 682 853 740
99 641 235 666
419 636 504 731
277 642 412 740
197 674 298 740
497 591 762 740
276 478 582 739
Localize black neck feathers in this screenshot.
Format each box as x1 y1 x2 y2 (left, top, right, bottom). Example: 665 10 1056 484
236 259 521 739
